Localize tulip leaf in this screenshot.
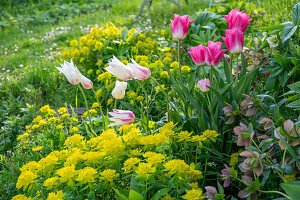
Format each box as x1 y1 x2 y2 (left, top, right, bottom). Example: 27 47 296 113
121 27 129 41
223 57 232 83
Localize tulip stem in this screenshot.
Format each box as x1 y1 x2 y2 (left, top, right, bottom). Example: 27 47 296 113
91 88 106 130
177 39 182 82
205 92 218 130
235 54 239 85
136 80 149 133
78 85 96 135
151 77 170 122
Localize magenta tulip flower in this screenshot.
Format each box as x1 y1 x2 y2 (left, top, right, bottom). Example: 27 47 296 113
108 109 135 127
206 41 227 66
127 59 151 80
224 9 252 32
197 78 210 92
221 29 244 54
170 14 194 40
188 44 207 66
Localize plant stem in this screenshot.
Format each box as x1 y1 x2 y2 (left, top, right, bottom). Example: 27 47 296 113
259 190 291 200
235 54 239 86
202 156 208 187
91 88 106 130
151 77 170 122
205 92 218 131
178 39 182 82
136 80 149 133
78 85 96 136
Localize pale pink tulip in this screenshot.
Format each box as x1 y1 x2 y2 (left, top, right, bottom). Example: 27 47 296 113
170 14 194 40
224 9 252 32
221 29 244 54
108 109 135 127
56 60 93 89
127 59 151 80
112 81 127 99
105 55 133 81
197 78 210 92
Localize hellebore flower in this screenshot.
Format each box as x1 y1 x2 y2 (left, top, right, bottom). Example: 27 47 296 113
274 119 300 150
188 44 207 66
233 122 254 148
56 60 93 89
170 14 194 40
127 59 151 80
205 41 227 66
105 55 133 81
266 35 279 48
205 186 218 200
223 103 234 124
197 78 210 92
108 109 135 127
111 81 127 99
240 151 263 176
259 117 272 130
221 164 231 187
221 29 244 54
224 9 252 32
240 94 256 117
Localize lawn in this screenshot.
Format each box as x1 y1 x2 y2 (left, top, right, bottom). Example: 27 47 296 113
0 0 299 199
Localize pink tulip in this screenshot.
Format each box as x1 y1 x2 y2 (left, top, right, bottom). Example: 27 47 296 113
170 14 194 40
206 41 227 66
188 44 206 66
221 29 244 54
56 60 93 89
197 78 210 92
127 59 151 80
108 109 135 127
224 9 252 32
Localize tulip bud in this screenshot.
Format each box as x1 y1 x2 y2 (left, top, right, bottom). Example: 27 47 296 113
105 55 133 81
224 9 252 32
197 79 210 92
127 59 151 80
108 109 135 127
188 44 206 66
112 81 127 99
170 14 194 40
221 29 244 54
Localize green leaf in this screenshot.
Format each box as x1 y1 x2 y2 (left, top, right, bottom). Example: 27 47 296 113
121 27 129 41
217 181 224 194
281 181 300 200
280 25 297 43
150 188 169 200
113 188 129 200
223 57 232 83
292 3 300 25
88 191 95 200
129 190 144 200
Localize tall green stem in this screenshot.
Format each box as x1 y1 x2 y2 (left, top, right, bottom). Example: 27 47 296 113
92 88 106 130
78 85 96 136
178 40 182 82
205 92 218 130
136 80 149 133
151 77 170 122
235 54 240 85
